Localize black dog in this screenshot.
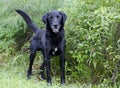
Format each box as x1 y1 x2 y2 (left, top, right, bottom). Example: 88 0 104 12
16 9 67 85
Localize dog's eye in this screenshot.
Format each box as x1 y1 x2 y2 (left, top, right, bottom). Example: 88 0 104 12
56 15 59 19
50 16 53 19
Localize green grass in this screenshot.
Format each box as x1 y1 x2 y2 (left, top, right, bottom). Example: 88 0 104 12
0 54 89 88
0 54 84 88
0 61 87 88
0 54 119 88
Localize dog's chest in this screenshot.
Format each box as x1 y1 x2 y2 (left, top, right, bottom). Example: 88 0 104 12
50 46 61 56
52 47 58 55
47 34 63 56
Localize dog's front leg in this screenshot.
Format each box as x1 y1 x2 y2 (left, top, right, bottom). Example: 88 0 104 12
45 56 51 85
43 52 51 85
60 50 65 84
41 49 52 85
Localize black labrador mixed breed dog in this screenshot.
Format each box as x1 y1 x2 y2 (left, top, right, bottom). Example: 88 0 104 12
16 9 67 85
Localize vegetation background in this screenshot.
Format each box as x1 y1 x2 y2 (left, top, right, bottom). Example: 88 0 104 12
0 0 120 87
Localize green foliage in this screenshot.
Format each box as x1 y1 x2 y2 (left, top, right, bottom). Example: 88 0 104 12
0 0 120 86
63 0 120 83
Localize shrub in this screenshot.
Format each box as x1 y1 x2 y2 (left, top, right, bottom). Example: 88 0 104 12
63 0 120 83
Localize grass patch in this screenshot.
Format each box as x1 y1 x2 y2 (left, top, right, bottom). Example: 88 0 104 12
0 65 86 88
0 54 119 88
0 54 85 88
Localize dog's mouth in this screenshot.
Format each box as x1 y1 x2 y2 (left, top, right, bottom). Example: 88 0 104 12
53 28 59 33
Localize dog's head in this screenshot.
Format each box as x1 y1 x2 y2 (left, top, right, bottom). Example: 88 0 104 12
42 10 67 33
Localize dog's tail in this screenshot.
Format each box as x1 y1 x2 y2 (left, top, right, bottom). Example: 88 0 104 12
15 9 38 32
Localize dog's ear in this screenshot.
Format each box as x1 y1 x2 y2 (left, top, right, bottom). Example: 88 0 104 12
59 11 67 22
42 13 48 24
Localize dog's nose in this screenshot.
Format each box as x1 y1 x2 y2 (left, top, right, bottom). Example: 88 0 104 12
53 24 58 28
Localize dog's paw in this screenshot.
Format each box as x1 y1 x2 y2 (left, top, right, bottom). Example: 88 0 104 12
27 75 31 80
61 81 66 85
41 75 46 80
47 82 52 86
40 73 46 80
40 71 46 80
61 82 65 85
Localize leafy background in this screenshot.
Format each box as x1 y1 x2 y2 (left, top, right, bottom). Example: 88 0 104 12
0 0 120 87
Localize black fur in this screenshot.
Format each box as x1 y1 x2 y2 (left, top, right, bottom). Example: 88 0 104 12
15 9 67 85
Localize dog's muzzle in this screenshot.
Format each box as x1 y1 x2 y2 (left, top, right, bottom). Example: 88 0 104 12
53 28 59 33
52 24 60 33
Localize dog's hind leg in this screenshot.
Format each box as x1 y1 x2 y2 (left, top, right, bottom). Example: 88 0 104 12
40 59 47 70
40 55 52 85
27 49 36 79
